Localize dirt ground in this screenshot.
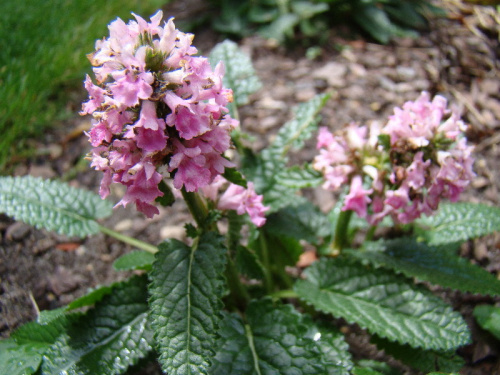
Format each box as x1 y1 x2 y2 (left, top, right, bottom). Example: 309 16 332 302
1 1 499 374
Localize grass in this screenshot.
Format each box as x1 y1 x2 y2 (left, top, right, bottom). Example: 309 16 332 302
0 0 167 170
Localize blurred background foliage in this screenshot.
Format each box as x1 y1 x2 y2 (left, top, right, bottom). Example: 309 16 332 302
2 0 482 171
0 0 166 170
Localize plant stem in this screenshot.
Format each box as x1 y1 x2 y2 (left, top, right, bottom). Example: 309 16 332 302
258 231 274 294
98 225 158 254
270 289 298 299
225 256 250 310
181 188 213 232
330 209 353 255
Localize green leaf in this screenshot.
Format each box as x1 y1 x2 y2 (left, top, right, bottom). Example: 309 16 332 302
41 275 153 375
353 360 401 375
0 313 75 375
345 238 500 296
265 201 331 244
243 94 329 212
0 175 112 238
259 13 299 43
209 299 353 374
371 336 465 373
473 305 500 341
270 93 330 156
236 245 266 280
294 258 471 351
149 232 228 375
0 339 46 375
415 202 500 245
113 250 155 271
156 179 175 207
222 167 248 188
209 40 261 109
275 164 323 189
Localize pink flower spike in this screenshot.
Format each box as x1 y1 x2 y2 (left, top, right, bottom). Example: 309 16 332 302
343 176 372 218
218 182 269 227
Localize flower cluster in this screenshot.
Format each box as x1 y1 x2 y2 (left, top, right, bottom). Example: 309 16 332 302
313 92 475 224
201 177 269 227
81 11 237 217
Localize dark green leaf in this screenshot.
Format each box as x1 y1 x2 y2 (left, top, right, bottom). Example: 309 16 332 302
354 360 401 375
371 336 465 373
235 245 265 280
0 313 75 375
415 203 500 245
294 258 471 351
149 232 228 375
41 275 153 375
0 175 113 238
209 299 353 374
345 238 500 296
112 250 155 271
265 202 331 244
473 305 500 341
222 167 247 188
156 180 175 207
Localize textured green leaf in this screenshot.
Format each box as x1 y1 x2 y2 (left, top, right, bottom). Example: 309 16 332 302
345 238 500 296
473 305 500 341
265 201 331 245
112 250 155 271
236 245 265 280
243 94 329 212
41 275 153 375
275 164 323 188
294 258 471 351
149 232 228 375
0 175 112 238
0 339 45 375
353 360 400 375
0 313 74 375
209 299 353 374
209 40 261 108
271 93 330 155
415 202 500 245
371 336 464 373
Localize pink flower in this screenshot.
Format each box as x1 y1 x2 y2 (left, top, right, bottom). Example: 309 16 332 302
82 11 238 217
342 176 372 218
218 182 269 227
314 92 475 225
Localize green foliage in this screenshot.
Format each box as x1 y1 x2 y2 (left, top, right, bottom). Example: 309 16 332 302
41 275 153 374
371 336 465 373
265 201 331 245
1 276 152 375
473 305 500 341
415 202 500 245
149 232 228 375
0 0 167 168
0 175 112 237
209 299 353 374
243 93 330 212
208 0 443 45
294 258 471 351
209 39 262 116
345 238 500 296
113 250 155 271
0 315 75 375
275 164 324 189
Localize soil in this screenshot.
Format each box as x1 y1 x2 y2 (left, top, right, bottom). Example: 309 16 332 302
1 1 499 374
